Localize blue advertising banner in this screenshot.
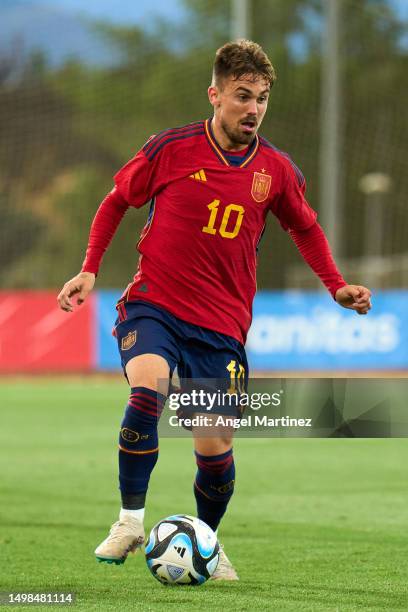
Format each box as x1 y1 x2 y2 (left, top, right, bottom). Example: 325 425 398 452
96 290 408 371
246 290 408 370
96 290 122 370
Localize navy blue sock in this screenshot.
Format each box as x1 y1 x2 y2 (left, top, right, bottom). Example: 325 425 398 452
194 449 235 531
118 387 166 509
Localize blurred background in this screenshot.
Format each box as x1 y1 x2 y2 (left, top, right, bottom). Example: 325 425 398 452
0 0 407 373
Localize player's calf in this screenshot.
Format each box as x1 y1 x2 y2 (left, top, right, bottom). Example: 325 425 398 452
193 448 235 531
119 386 166 508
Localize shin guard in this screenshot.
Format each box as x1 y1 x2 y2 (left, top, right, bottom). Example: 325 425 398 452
194 449 235 531
118 387 165 507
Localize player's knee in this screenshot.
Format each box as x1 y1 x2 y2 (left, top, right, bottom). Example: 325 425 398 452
194 437 233 456
220 434 233 448
125 354 170 391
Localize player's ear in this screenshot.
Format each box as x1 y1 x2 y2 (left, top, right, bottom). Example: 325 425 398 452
208 85 220 108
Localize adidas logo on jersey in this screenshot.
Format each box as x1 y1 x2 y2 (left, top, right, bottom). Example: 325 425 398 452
174 546 186 558
189 169 207 182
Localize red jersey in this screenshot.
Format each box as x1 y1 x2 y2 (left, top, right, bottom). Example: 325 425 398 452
83 119 346 344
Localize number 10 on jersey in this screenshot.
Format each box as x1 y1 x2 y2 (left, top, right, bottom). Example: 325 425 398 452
202 199 245 239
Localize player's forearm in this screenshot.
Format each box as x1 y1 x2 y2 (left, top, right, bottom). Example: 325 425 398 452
289 222 347 298
81 187 129 275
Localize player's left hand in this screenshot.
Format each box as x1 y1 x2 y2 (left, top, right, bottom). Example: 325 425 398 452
335 285 372 315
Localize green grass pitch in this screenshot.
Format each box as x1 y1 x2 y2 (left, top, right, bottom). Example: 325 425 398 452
1 378 407 611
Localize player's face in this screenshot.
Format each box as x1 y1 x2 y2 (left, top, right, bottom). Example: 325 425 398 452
208 74 270 150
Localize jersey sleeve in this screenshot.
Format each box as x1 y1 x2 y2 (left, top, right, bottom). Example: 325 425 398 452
289 222 347 298
114 135 171 207
271 158 317 231
81 187 129 275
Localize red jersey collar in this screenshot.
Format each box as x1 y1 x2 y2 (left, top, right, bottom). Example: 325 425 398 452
204 118 259 168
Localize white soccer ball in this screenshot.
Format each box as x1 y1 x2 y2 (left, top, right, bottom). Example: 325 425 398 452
145 514 220 585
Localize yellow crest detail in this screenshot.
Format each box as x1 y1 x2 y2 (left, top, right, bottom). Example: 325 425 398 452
211 480 235 494
120 428 140 443
121 330 137 351
251 172 272 202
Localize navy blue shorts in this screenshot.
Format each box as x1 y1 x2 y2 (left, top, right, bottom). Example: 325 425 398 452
113 300 248 420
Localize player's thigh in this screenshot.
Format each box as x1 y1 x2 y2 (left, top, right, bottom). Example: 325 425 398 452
116 315 179 392
181 342 247 453
179 338 248 395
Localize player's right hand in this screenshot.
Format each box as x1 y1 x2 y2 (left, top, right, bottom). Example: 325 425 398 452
57 272 96 312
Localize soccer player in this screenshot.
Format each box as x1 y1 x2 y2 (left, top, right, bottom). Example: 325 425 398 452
57 40 371 580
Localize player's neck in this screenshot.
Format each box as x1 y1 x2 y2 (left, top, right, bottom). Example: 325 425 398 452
210 117 252 152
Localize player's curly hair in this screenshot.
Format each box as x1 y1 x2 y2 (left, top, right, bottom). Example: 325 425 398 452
212 40 277 89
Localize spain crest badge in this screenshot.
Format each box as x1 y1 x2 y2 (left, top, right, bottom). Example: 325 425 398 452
251 171 272 203
121 330 137 351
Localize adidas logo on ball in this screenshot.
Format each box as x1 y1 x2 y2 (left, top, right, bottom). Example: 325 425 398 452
145 514 220 585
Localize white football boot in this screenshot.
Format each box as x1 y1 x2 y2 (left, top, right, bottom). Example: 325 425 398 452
211 546 239 581
95 516 145 565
